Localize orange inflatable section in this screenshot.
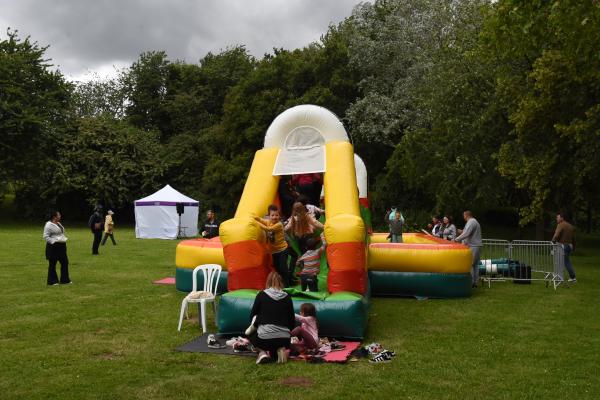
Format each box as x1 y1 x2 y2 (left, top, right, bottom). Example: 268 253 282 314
223 240 272 291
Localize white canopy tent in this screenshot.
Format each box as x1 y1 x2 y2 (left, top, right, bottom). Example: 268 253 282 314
134 185 199 239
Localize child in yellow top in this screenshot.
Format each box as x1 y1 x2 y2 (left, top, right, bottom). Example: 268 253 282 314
254 205 291 286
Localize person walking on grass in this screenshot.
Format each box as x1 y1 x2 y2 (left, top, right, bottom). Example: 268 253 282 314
88 205 103 255
101 210 117 246
454 210 482 288
43 211 71 285
247 272 295 364
552 212 576 282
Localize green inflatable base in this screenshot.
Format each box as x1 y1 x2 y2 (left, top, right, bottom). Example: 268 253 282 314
176 267 228 294
369 271 472 298
217 289 370 339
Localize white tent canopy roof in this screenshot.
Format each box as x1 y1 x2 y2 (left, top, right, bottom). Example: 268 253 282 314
135 184 198 206
134 185 199 239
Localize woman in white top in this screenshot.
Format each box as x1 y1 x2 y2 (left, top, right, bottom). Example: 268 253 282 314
43 211 71 285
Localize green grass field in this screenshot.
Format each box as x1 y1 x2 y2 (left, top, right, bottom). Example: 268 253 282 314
1 223 598 399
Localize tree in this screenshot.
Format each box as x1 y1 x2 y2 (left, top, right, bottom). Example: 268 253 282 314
485 0 600 225
0 30 72 211
47 116 166 217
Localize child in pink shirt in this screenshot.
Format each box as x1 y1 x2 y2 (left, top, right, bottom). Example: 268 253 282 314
291 303 319 352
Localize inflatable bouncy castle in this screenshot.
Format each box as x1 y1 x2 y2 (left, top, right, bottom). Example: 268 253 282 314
176 105 472 338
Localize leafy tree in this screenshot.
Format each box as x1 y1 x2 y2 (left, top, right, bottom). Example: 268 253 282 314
0 30 72 211
485 0 600 225
47 116 166 217
73 75 127 119
199 23 360 216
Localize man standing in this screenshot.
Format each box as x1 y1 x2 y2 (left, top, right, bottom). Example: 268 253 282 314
88 205 104 255
552 212 576 282
201 210 220 239
454 210 482 288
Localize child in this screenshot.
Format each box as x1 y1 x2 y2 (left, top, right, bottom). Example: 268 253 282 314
296 233 326 292
291 303 319 352
254 206 291 286
389 211 403 243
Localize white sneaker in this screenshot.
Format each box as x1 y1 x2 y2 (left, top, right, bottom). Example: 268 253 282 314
568 278 577 283
256 351 270 364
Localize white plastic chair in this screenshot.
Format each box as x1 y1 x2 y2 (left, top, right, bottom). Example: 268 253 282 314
177 264 222 333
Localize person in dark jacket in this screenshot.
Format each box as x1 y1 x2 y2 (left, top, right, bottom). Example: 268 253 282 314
43 211 71 285
201 210 220 238
247 271 295 364
88 205 104 255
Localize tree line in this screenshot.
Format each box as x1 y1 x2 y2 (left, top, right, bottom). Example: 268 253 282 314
1 0 599 232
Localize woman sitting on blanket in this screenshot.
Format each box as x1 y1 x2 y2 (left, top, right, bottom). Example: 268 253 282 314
246 272 295 364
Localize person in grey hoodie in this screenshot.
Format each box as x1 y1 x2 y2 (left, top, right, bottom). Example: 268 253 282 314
454 210 482 287
247 271 295 364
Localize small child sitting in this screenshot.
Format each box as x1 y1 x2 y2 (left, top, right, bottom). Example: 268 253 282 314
296 233 326 292
291 303 319 352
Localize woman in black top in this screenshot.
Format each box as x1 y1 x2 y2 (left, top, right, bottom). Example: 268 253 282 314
248 271 295 364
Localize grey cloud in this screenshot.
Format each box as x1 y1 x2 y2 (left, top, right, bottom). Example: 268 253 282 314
0 0 365 80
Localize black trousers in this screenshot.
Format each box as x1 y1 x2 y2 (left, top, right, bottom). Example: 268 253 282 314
300 274 318 292
92 230 102 254
48 255 70 285
272 248 290 287
101 232 116 245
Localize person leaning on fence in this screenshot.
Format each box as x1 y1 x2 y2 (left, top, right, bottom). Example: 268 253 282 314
454 210 482 288
552 212 576 283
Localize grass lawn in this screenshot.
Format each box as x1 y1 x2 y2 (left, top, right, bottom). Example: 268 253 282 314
0 222 598 399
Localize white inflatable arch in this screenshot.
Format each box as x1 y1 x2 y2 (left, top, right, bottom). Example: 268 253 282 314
265 105 348 176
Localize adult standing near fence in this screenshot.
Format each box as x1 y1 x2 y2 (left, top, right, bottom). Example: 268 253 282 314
454 210 482 288
101 210 117 246
552 212 576 282
88 205 104 255
43 211 71 285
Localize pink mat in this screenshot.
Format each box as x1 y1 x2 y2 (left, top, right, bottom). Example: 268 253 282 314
322 341 361 363
153 277 176 285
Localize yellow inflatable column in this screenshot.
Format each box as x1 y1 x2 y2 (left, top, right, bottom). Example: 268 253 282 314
220 148 280 290
324 141 367 294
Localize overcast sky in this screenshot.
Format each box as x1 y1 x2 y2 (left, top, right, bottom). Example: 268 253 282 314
0 0 366 81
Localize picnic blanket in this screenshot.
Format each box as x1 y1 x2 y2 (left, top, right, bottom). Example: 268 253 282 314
176 333 360 363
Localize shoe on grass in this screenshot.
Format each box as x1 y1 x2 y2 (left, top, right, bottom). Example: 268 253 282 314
369 353 391 363
568 278 577 283
207 334 225 349
256 351 271 364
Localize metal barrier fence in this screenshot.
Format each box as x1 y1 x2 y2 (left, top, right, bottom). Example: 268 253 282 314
480 239 565 289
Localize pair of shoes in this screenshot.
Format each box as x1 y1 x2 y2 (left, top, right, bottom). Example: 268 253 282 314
207 334 225 349
233 342 252 352
568 278 577 283
379 350 396 359
369 352 392 363
256 351 271 364
276 347 288 364
365 342 383 355
472 284 478 288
